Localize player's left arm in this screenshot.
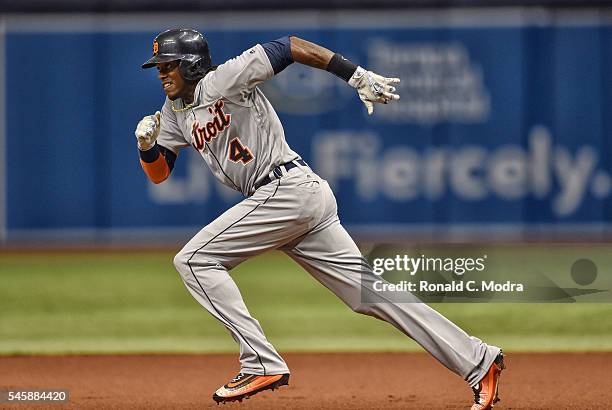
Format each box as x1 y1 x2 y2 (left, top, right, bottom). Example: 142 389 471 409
139 143 177 184
134 111 178 184
263 36 400 115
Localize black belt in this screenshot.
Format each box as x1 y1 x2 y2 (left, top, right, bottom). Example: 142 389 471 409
254 159 307 190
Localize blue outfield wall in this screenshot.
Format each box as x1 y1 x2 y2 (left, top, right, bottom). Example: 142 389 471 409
3 10 612 240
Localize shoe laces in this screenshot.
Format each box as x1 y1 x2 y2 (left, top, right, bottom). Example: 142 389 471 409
472 383 483 405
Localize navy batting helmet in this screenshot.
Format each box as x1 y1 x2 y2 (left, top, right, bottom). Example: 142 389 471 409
142 29 212 82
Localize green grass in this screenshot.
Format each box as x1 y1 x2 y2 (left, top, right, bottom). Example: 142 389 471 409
1 248 611 354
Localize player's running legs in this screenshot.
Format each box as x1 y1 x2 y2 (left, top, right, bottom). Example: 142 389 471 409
172 181 292 378
281 177 502 390
172 165 502 404
171 166 328 403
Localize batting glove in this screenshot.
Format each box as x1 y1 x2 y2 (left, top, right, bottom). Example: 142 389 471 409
135 111 161 151
349 67 400 115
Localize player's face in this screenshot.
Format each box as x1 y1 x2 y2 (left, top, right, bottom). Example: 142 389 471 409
156 60 188 101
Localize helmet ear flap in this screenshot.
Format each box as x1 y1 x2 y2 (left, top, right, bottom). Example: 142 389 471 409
179 58 205 82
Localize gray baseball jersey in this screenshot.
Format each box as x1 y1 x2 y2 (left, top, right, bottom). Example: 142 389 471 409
156 44 298 196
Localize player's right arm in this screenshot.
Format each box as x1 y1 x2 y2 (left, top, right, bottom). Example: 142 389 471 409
135 99 186 184
289 37 400 115
210 37 399 115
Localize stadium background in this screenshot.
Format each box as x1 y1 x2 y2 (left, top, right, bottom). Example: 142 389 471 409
1 1 612 408
3 5 612 242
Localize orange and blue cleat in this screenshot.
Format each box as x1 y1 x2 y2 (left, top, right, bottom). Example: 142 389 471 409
471 352 506 410
212 372 290 404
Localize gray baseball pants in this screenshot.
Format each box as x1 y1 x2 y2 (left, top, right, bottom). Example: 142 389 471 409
173 165 500 387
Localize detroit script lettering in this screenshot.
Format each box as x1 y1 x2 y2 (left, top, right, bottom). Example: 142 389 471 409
191 100 232 150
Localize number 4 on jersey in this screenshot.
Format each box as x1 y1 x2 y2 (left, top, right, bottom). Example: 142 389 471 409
229 137 254 165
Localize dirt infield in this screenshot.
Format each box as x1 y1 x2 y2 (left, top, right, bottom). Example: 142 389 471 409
1 352 610 409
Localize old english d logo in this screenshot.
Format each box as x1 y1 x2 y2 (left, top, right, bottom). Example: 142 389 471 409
153 41 159 55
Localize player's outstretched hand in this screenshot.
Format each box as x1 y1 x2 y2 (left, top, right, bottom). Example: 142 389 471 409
135 111 161 151
349 67 400 115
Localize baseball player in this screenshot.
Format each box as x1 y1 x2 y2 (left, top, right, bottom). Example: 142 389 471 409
136 29 505 409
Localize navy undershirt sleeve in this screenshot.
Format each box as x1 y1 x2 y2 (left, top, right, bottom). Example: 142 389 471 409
261 36 294 75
